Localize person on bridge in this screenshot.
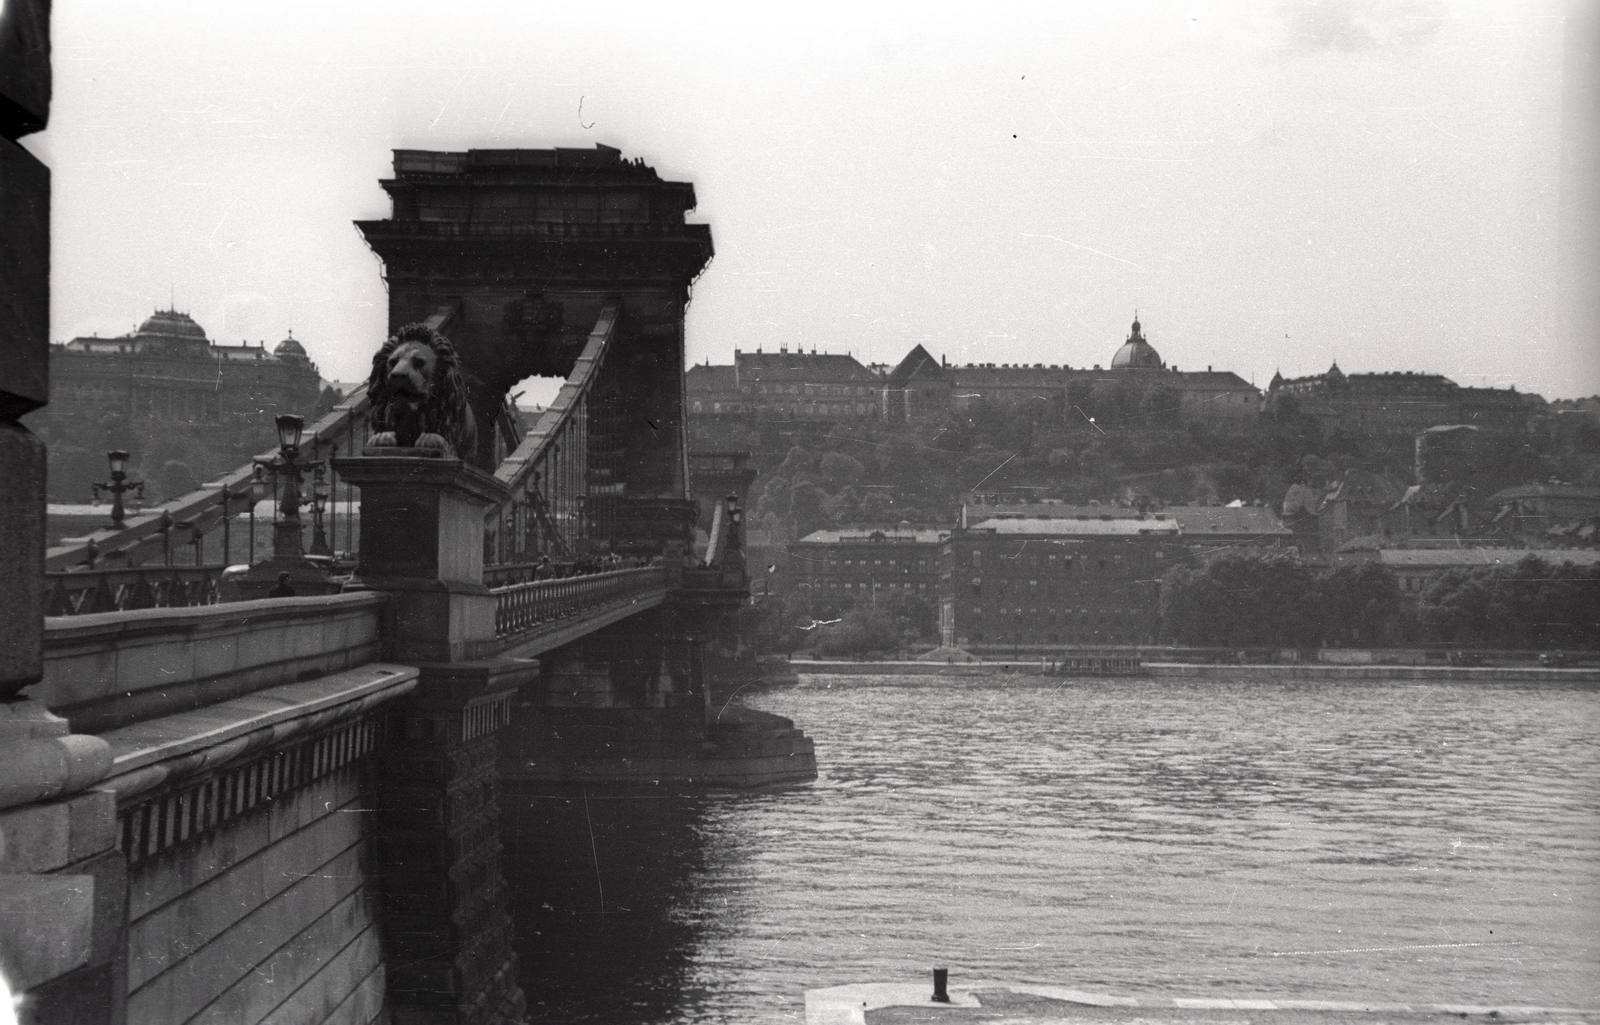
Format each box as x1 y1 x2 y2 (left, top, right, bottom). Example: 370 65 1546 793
268 572 295 598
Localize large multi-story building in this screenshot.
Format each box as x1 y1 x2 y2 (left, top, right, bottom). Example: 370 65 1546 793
1263 363 1543 437
687 346 880 420
47 309 326 425
882 318 1261 429
939 517 1181 649
688 317 1261 430
787 525 948 605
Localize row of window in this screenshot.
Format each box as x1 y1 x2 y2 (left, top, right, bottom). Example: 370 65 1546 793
752 384 874 397
821 557 932 572
962 553 1156 573
814 580 929 592
968 607 1139 622
967 580 1141 596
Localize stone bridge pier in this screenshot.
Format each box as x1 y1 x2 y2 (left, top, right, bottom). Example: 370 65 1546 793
339 453 813 1023
335 453 534 1025
499 600 815 790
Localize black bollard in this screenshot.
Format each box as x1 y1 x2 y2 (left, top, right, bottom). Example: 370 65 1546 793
932 967 950 1003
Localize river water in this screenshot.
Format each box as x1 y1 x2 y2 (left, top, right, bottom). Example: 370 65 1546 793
502 673 1600 1023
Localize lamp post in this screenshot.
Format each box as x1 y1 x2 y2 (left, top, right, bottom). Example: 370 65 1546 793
309 466 332 558
239 414 329 597
90 449 144 528
258 414 314 562
158 510 175 566
248 466 267 561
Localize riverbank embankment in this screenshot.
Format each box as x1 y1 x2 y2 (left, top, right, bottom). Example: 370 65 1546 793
780 658 1600 683
806 978 1597 1024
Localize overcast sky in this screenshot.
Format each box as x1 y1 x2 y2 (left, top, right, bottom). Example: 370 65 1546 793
25 0 1598 401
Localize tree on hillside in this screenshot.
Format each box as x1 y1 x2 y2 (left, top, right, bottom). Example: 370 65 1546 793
1320 563 1401 646
875 589 936 641
1420 556 1600 649
819 451 864 490
789 482 830 538
814 605 902 657
1160 552 1323 647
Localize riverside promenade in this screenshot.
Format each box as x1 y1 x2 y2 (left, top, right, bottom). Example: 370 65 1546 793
806 979 1597 1025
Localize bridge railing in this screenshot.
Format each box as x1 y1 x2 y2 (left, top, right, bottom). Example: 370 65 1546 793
44 385 374 572
487 300 620 565
45 564 229 616
492 565 668 641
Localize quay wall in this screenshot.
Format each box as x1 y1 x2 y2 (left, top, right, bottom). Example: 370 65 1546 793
1144 663 1600 683
784 659 1600 684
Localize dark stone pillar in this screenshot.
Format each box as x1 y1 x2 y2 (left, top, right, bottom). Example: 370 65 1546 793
334 454 508 664
375 660 534 1025
0 7 129 1023
335 452 532 1025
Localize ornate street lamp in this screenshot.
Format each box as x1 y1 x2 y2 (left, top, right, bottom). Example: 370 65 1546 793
274 413 304 457
242 414 327 596
91 450 145 528
256 415 313 562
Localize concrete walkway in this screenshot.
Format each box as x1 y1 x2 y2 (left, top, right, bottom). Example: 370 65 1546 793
805 980 1596 1024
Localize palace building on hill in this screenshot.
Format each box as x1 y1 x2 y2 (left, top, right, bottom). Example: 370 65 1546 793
686 318 1262 430
1263 362 1543 437
46 309 327 425
688 318 1550 439
687 345 881 420
881 317 1262 428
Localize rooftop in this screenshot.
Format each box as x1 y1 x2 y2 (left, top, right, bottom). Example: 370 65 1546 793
1367 548 1600 568
965 502 1289 536
794 527 951 545
885 344 945 386
1488 483 1600 502
735 349 877 383
968 517 1181 537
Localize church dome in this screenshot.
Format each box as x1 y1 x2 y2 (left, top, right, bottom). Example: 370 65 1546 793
136 309 209 342
273 331 308 359
1110 316 1163 370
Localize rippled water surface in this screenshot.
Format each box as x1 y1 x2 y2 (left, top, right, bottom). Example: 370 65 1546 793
503 674 1600 1023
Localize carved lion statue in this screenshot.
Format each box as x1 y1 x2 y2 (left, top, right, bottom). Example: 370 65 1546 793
365 324 478 459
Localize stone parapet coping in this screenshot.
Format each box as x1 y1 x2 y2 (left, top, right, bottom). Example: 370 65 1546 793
38 591 389 732
43 591 386 643
98 662 418 802
804 981 1598 1024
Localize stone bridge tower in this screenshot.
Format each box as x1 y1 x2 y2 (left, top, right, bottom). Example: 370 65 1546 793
355 146 714 501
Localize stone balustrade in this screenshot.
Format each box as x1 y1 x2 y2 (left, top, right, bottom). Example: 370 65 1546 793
492 566 669 641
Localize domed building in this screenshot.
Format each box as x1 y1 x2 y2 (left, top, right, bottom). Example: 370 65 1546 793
132 309 213 356
273 331 310 362
49 308 325 425
1109 316 1165 370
